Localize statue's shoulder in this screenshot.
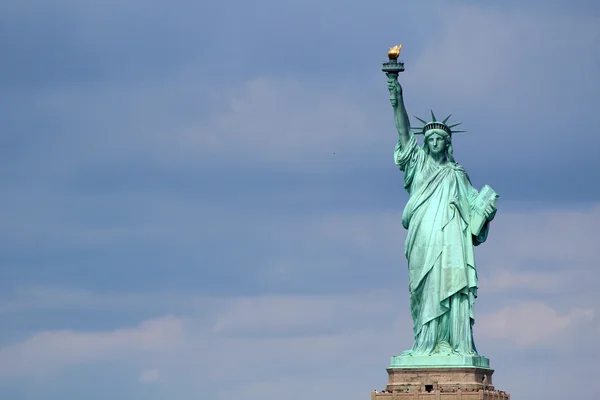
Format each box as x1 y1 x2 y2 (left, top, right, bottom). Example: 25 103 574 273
449 162 468 174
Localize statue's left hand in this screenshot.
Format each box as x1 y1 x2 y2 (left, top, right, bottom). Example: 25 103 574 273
485 204 497 222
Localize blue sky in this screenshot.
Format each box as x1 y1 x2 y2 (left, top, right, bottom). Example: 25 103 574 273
1 1 599 399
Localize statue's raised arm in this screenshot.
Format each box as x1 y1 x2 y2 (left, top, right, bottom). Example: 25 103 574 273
387 73 411 147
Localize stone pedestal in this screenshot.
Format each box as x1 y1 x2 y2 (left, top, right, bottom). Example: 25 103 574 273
370 367 509 400
370 388 510 399
387 367 494 392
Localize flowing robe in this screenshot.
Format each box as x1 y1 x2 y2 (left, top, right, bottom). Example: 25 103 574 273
394 136 490 356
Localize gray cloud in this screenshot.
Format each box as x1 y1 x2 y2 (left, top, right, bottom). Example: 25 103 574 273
1 1 599 399
0 285 596 399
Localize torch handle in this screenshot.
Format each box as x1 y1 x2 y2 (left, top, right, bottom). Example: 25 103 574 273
386 72 399 107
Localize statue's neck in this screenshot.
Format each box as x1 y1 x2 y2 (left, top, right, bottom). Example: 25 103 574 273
430 152 448 165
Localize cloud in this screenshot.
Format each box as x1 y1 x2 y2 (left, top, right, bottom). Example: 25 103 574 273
213 375 378 400
0 286 149 314
0 290 406 383
0 283 596 399
0 316 183 377
410 4 600 112
491 205 600 263
211 292 395 336
475 204 600 302
2 203 599 305
479 269 568 294
401 3 600 188
1 2 599 398
478 302 595 346
206 78 372 164
138 369 160 383
11 2 599 174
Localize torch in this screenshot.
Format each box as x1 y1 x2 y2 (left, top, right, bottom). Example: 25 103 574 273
382 45 404 107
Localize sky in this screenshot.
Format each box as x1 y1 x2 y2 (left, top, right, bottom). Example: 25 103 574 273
1 0 599 399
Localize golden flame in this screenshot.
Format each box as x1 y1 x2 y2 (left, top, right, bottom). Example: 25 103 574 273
387 44 402 60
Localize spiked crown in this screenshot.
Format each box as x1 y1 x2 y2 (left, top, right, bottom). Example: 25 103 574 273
411 110 466 137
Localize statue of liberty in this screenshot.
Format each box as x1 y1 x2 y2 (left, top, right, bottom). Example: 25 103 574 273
386 71 498 359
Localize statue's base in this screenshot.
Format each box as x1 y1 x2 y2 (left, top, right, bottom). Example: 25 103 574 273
370 388 510 399
386 366 494 392
369 363 509 399
390 354 490 368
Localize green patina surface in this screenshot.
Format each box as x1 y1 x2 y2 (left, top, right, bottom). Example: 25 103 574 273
383 60 498 368
390 354 490 369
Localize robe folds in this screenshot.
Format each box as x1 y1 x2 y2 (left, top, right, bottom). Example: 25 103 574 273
394 136 490 356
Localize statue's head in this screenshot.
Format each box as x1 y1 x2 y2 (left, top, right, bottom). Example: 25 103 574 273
424 129 454 162
412 111 466 163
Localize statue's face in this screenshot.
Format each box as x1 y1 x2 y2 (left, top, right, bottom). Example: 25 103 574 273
426 132 447 155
